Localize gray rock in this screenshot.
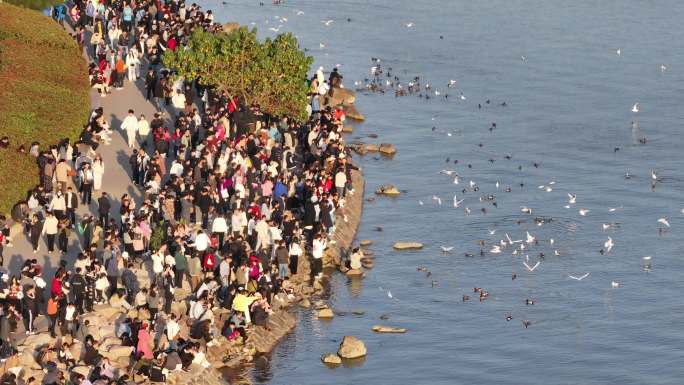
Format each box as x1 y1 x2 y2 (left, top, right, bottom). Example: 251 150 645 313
375 184 400 196
393 242 423 250
321 353 342 365
299 299 311 308
317 308 334 319
372 325 407 333
378 143 397 155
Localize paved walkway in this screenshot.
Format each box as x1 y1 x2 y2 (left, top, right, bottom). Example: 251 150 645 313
6 40 162 280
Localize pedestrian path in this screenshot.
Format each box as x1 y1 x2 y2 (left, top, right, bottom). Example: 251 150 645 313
6 41 162 280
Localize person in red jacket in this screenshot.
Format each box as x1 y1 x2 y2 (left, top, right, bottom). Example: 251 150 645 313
202 251 216 274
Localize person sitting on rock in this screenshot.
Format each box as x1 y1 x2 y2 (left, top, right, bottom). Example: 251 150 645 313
349 247 363 270
109 288 132 311
57 341 76 370
82 334 103 366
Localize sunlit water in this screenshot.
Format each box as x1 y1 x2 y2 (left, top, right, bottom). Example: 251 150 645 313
203 1 684 384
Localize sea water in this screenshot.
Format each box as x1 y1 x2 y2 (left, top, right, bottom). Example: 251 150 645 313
203 1 684 384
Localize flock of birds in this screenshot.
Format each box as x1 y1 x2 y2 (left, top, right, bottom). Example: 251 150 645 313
408 155 674 327
238 3 679 331
354 50 679 329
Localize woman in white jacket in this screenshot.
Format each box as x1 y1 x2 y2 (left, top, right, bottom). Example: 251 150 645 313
125 47 140 82
92 154 105 191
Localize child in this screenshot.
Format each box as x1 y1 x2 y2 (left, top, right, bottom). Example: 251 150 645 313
58 342 76 370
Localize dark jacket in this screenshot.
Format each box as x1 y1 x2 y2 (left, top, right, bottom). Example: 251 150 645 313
97 196 110 215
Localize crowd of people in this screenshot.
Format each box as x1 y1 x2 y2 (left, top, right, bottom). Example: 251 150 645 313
0 0 359 384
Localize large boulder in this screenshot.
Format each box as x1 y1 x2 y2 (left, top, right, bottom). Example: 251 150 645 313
298 299 311 308
393 242 423 250
364 144 379 153
317 308 334 319
346 269 363 277
337 336 367 359
91 304 122 321
378 143 397 156
359 239 373 247
321 353 342 365
20 333 52 348
344 105 365 121
330 87 356 105
101 345 133 360
372 325 407 333
350 143 368 156
375 184 400 196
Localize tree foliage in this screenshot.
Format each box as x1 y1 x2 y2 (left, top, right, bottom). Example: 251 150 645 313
163 27 313 120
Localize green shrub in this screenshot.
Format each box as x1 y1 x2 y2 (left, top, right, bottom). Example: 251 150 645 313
0 3 90 214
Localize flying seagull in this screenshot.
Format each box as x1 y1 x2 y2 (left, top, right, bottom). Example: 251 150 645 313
523 261 540 272
603 237 614 254
569 273 590 281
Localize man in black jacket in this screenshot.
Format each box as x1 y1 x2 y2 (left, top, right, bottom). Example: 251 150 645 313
21 286 38 334
145 68 157 101
97 192 111 226
65 186 78 228
70 267 87 313
196 188 212 229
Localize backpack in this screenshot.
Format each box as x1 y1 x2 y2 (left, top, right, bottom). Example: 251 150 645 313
149 365 166 382
47 297 59 316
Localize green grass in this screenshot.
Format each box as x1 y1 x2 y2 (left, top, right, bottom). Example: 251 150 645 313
0 2 90 215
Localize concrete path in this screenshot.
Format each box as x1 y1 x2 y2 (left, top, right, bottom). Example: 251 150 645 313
6 41 163 280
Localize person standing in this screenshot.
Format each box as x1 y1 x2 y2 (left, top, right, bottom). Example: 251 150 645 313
275 240 289 279
105 252 120 297
312 232 327 279
46 294 60 337
97 192 111 226
138 114 150 150
79 163 94 204
28 215 41 253
145 69 157 102
42 211 59 253
92 155 105 191
65 186 78 228
115 55 126 89
289 238 302 275
121 109 139 149
70 268 87 314
48 190 66 220
57 219 70 255
125 48 140 82
55 159 73 193
211 213 228 250
21 286 38 335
